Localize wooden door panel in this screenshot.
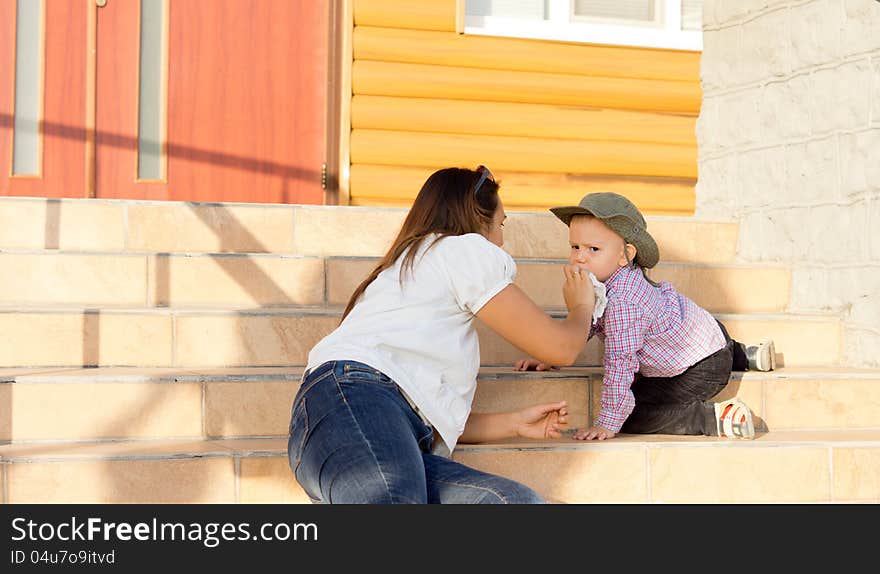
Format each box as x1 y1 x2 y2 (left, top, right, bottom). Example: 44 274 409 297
167 0 328 204
95 0 167 200
0 0 15 190
96 0 329 204
0 0 87 198
2 0 329 204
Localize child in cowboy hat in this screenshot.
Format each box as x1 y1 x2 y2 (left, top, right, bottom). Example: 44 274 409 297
514 192 775 440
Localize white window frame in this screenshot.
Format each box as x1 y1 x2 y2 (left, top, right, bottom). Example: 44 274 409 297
464 0 703 52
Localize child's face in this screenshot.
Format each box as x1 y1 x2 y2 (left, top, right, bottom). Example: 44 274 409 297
568 215 632 282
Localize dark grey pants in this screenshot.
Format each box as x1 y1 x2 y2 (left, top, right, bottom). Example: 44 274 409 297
619 321 749 436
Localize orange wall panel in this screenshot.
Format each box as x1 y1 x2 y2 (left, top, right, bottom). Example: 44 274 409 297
163 0 328 204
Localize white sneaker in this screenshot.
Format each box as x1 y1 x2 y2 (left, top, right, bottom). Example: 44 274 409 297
746 339 776 371
714 398 755 439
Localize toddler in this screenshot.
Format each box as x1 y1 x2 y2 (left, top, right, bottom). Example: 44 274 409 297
515 193 775 440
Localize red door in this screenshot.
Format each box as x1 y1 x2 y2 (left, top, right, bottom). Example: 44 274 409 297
1 0 330 204
0 0 88 198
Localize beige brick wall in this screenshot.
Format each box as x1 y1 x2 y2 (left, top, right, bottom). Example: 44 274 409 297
698 0 880 366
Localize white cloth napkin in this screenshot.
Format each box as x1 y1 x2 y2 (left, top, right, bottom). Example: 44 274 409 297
586 270 607 326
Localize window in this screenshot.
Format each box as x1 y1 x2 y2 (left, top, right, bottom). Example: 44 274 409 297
12 0 43 175
137 0 167 181
572 0 658 25
465 0 703 51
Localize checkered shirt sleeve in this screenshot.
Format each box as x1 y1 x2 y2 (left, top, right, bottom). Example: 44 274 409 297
595 300 646 433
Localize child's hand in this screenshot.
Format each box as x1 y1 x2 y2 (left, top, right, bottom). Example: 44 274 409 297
514 401 569 439
513 358 560 371
572 426 616 441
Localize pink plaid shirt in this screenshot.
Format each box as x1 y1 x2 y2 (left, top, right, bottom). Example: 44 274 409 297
589 265 727 433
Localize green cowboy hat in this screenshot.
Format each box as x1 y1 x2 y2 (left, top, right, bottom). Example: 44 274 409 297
549 192 660 269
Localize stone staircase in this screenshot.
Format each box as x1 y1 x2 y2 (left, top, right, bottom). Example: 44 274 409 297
0 197 878 503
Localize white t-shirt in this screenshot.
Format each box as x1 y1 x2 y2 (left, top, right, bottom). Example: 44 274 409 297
305 233 517 457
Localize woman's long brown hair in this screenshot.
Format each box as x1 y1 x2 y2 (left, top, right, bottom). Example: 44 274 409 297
340 167 500 322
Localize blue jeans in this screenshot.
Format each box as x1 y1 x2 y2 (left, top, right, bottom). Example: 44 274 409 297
287 360 544 504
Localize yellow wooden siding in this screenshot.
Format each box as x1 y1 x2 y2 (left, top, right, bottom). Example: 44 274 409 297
353 27 700 81
352 96 696 145
352 131 696 178
348 0 700 214
353 0 457 32
350 165 695 215
354 61 700 113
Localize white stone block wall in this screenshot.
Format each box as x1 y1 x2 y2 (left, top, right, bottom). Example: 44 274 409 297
698 0 880 366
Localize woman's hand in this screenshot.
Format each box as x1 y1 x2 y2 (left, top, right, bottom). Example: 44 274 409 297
513 357 559 371
562 264 596 315
572 426 616 441
514 401 569 439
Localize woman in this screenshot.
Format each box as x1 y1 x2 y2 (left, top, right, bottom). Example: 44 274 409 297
288 166 595 503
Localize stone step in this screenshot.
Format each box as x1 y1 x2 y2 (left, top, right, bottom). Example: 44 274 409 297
0 367 578 442
0 308 840 368
329 257 792 314
2 366 876 443
456 430 880 504
2 431 878 503
0 251 790 314
476 311 842 368
0 197 738 263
